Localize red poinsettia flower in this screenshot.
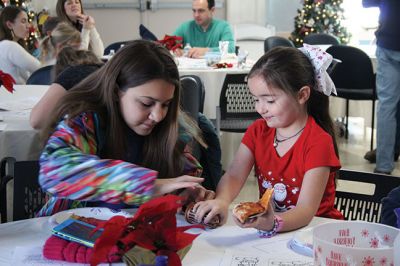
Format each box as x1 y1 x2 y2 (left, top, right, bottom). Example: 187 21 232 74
0 70 16 93
91 195 203 266
157 35 183 51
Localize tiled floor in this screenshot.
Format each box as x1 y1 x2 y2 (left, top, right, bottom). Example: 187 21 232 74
233 125 400 205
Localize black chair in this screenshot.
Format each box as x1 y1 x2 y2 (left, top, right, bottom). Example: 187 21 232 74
139 24 158 41
180 75 205 117
326 45 377 150
215 73 260 135
335 169 400 223
103 41 130 56
264 36 295 53
0 157 46 223
303 33 340 45
26 65 53 85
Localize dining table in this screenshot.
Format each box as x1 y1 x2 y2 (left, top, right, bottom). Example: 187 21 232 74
0 85 49 161
0 206 334 266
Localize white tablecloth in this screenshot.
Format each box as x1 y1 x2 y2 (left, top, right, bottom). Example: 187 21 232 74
0 85 49 161
0 210 333 266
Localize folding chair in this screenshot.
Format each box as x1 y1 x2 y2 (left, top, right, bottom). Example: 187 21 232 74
0 157 46 223
180 75 205 121
26 65 53 85
303 33 340 45
215 73 260 135
335 169 400 223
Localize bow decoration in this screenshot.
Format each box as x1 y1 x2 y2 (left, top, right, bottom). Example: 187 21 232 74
157 35 183 51
0 70 16 93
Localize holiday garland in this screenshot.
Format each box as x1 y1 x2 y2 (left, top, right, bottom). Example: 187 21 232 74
289 0 351 47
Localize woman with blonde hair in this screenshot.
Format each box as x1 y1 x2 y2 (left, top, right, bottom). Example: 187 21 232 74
56 0 104 57
39 22 81 65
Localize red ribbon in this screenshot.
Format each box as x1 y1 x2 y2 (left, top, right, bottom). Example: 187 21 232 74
157 35 183 51
0 70 16 93
91 195 204 266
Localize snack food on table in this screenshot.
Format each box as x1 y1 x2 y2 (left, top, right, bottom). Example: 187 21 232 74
232 188 274 223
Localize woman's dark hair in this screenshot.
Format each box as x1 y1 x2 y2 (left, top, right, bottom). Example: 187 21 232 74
56 0 84 32
0 6 26 48
248 46 339 157
44 39 201 178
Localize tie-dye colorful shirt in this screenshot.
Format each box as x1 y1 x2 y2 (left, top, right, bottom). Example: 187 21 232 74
37 112 202 216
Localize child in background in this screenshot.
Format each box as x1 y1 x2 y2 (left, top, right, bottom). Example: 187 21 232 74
194 45 343 237
37 40 213 216
39 22 81 66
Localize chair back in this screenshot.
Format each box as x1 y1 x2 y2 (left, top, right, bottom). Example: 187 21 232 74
103 41 130 55
264 36 295 52
0 157 45 223
216 73 260 133
26 65 53 85
326 45 375 91
180 75 205 119
303 33 340 45
335 169 400 223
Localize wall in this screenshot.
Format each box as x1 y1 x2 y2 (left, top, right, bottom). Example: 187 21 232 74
266 0 301 35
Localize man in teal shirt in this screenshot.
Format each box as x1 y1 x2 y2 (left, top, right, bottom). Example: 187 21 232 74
174 0 235 58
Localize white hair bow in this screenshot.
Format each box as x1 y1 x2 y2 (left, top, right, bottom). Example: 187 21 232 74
299 43 337 96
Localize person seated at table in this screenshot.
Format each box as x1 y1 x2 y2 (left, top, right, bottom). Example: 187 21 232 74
194 45 343 237
30 47 103 130
0 6 41 84
56 0 104 58
39 22 81 66
37 40 214 217
173 0 234 58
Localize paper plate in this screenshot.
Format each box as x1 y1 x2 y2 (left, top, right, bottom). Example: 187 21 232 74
288 227 313 257
49 207 132 225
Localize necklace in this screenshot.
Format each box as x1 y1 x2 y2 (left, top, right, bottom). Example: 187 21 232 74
273 126 305 148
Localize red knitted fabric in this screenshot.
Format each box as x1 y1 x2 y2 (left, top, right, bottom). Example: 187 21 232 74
43 235 121 263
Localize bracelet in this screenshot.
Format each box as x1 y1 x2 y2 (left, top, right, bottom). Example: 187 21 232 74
257 215 283 238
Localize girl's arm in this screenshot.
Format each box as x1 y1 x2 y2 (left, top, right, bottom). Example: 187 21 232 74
195 143 254 224
277 166 330 231
30 83 66 129
39 112 157 205
241 166 330 232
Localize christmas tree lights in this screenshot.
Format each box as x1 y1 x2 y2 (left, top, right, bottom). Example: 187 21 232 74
290 0 351 47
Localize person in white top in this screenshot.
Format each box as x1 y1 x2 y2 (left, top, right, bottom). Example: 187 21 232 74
0 6 41 84
56 0 104 58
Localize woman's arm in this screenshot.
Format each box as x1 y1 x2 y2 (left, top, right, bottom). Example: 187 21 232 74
7 41 40 77
39 112 157 205
30 83 66 129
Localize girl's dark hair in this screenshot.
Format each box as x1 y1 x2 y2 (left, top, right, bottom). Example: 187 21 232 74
43 39 201 178
56 0 84 32
248 46 339 157
0 6 26 48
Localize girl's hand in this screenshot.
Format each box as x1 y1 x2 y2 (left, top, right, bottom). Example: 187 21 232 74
153 175 204 197
179 186 215 206
233 202 276 231
193 198 230 225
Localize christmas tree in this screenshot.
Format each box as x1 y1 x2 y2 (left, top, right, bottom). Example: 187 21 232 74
289 0 351 47
1 0 40 54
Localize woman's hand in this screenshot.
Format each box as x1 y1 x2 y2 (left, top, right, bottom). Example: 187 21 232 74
77 14 95 29
153 175 204 197
193 198 230 225
233 202 275 231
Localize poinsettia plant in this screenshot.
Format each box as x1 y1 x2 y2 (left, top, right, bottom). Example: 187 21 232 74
0 70 16 93
90 195 204 266
157 35 183 51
